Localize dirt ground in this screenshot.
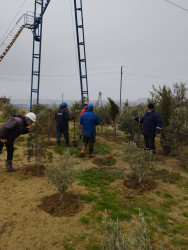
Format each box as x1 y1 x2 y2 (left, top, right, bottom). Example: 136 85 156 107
0 134 188 249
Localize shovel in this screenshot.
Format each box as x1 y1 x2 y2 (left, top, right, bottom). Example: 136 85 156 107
72 108 78 147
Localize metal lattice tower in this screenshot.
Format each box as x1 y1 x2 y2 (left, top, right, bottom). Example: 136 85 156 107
74 0 89 108
30 0 51 111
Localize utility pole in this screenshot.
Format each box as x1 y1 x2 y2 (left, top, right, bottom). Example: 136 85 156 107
120 66 123 110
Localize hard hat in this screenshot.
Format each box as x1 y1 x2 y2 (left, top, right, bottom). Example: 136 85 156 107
61 102 68 107
25 112 36 123
84 101 89 105
88 103 94 109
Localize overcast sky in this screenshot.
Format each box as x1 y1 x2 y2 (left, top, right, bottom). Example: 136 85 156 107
0 0 188 105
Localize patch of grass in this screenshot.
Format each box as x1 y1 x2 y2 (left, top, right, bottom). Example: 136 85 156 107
18 176 29 181
63 234 87 250
178 178 188 192
113 152 121 157
155 190 161 197
132 202 174 230
93 141 111 155
171 237 188 247
104 128 113 133
85 238 101 250
54 143 81 157
173 223 188 236
64 245 74 250
183 212 188 218
13 154 20 158
163 192 174 199
159 193 177 212
154 168 181 184
80 216 90 225
95 190 132 221
80 193 98 202
78 167 122 189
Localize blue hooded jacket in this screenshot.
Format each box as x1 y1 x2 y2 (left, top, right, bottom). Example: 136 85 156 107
135 110 162 137
80 110 100 137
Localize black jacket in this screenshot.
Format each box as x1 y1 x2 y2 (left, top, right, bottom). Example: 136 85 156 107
135 110 162 137
55 108 73 131
0 115 29 143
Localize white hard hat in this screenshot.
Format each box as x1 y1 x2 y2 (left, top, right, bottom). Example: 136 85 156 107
25 112 36 123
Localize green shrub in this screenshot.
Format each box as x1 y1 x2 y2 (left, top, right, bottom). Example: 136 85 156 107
122 142 155 183
102 209 152 250
45 151 75 199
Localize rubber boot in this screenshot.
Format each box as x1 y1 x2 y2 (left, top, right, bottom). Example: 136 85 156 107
88 151 94 158
6 160 18 172
80 146 86 157
66 140 72 147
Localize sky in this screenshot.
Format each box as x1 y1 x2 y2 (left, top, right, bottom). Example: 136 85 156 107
0 0 188 106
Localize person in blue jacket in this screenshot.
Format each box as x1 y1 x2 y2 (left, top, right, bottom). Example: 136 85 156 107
80 103 100 157
55 102 75 146
134 103 162 155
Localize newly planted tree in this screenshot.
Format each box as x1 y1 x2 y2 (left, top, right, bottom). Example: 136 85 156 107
95 105 111 134
27 104 52 172
122 142 155 183
118 104 145 143
45 151 75 200
108 98 119 136
102 209 152 249
149 82 188 154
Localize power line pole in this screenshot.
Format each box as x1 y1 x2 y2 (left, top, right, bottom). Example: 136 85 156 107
120 66 123 110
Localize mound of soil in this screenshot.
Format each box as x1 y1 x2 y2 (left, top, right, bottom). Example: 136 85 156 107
38 191 82 216
22 164 45 177
123 179 158 194
92 155 116 166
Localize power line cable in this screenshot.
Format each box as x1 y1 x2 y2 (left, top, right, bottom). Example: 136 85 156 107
162 0 188 12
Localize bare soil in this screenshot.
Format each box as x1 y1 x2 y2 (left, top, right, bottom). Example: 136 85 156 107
0 134 188 249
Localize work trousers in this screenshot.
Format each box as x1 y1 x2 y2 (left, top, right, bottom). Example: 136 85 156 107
144 136 155 155
57 129 69 145
0 141 14 160
82 136 95 153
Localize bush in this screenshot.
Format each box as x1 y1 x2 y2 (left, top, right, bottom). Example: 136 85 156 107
118 104 145 142
2 104 21 121
45 151 75 199
102 209 152 250
122 142 155 183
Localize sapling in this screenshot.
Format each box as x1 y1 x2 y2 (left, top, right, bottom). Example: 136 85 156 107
102 209 153 250
122 142 155 183
45 150 75 200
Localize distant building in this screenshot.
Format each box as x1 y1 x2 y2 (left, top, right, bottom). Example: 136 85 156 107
0 97 10 111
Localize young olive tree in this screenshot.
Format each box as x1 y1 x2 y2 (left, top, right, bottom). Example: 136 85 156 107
95 105 111 134
118 104 145 143
27 104 52 171
102 209 152 250
38 106 57 143
108 98 120 136
45 151 75 200
122 142 155 183
160 106 188 156
2 104 21 121
149 82 188 154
